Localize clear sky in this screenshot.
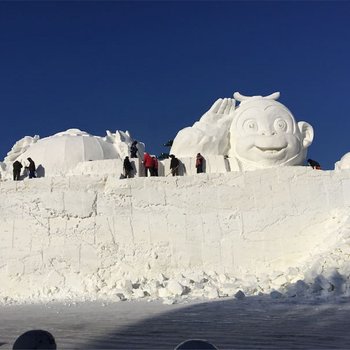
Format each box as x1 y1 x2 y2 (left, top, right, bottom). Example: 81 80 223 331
1 1 349 170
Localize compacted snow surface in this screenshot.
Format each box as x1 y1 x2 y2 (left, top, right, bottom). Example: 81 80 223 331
1 167 350 348
2 297 350 349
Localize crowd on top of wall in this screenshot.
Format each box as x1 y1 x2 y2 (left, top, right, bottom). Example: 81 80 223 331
122 140 206 179
10 139 321 181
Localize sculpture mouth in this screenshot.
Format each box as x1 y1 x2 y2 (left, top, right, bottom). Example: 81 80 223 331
254 145 287 155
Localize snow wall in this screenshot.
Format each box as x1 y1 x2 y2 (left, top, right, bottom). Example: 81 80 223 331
1 167 350 303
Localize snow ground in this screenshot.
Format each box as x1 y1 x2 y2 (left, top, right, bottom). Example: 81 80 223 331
1 296 350 349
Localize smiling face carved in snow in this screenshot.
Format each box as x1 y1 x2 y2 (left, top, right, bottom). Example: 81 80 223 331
229 94 314 168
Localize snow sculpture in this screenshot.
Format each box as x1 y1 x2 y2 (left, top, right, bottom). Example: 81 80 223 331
105 129 145 160
0 128 145 178
171 91 314 170
15 129 121 176
4 135 40 163
0 128 146 178
170 98 236 157
335 153 350 170
228 92 314 170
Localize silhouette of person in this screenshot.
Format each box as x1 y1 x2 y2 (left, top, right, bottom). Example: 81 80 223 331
130 141 138 158
152 156 158 176
26 158 36 178
123 156 134 178
170 154 180 176
195 153 204 173
13 160 23 181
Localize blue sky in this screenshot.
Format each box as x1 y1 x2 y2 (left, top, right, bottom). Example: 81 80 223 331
1 1 349 169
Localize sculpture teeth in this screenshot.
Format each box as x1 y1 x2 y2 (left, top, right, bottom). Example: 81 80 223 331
256 147 283 153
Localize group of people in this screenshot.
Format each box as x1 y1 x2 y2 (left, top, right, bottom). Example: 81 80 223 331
12 158 36 181
124 139 206 178
123 152 159 178
124 153 160 178
169 153 205 176
11 148 321 182
124 140 206 178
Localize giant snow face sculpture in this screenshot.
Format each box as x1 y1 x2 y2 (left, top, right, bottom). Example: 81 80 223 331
228 93 314 168
171 91 314 171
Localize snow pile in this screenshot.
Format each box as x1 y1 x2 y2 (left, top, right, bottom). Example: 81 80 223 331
1 167 350 304
335 152 350 170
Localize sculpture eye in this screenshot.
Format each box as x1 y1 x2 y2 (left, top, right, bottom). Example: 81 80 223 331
274 118 288 132
243 119 258 133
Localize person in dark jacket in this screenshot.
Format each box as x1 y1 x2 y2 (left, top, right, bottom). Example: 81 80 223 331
123 156 134 178
152 156 158 176
170 154 180 176
130 141 138 158
13 160 23 181
195 153 204 173
307 159 321 170
26 158 36 178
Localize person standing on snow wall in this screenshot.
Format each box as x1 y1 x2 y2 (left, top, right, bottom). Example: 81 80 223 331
13 160 23 181
130 141 139 158
123 156 134 178
195 153 204 173
26 158 36 178
170 154 180 176
152 156 158 176
143 152 154 176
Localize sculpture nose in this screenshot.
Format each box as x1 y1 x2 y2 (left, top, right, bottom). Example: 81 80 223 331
261 130 276 136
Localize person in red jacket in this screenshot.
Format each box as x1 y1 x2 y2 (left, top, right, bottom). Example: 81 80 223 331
143 152 154 176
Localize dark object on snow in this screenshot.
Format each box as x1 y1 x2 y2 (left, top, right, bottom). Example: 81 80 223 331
26 158 36 178
130 141 138 158
175 339 218 350
307 158 321 170
152 156 158 176
13 330 56 349
13 160 23 181
123 156 134 178
169 154 180 176
195 153 205 174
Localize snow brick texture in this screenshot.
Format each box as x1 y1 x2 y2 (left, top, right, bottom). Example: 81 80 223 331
1 167 350 304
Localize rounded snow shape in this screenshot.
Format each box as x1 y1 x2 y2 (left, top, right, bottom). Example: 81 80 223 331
335 152 350 170
13 330 56 349
175 339 218 350
18 129 120 176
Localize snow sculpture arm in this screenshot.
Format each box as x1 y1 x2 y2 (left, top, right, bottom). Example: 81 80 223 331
170 98 235 157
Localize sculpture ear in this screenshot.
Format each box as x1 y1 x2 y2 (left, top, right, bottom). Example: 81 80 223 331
298 121 314 148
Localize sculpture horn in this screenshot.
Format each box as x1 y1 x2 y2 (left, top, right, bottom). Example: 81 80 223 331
264 92 280 100
233 92 250 101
